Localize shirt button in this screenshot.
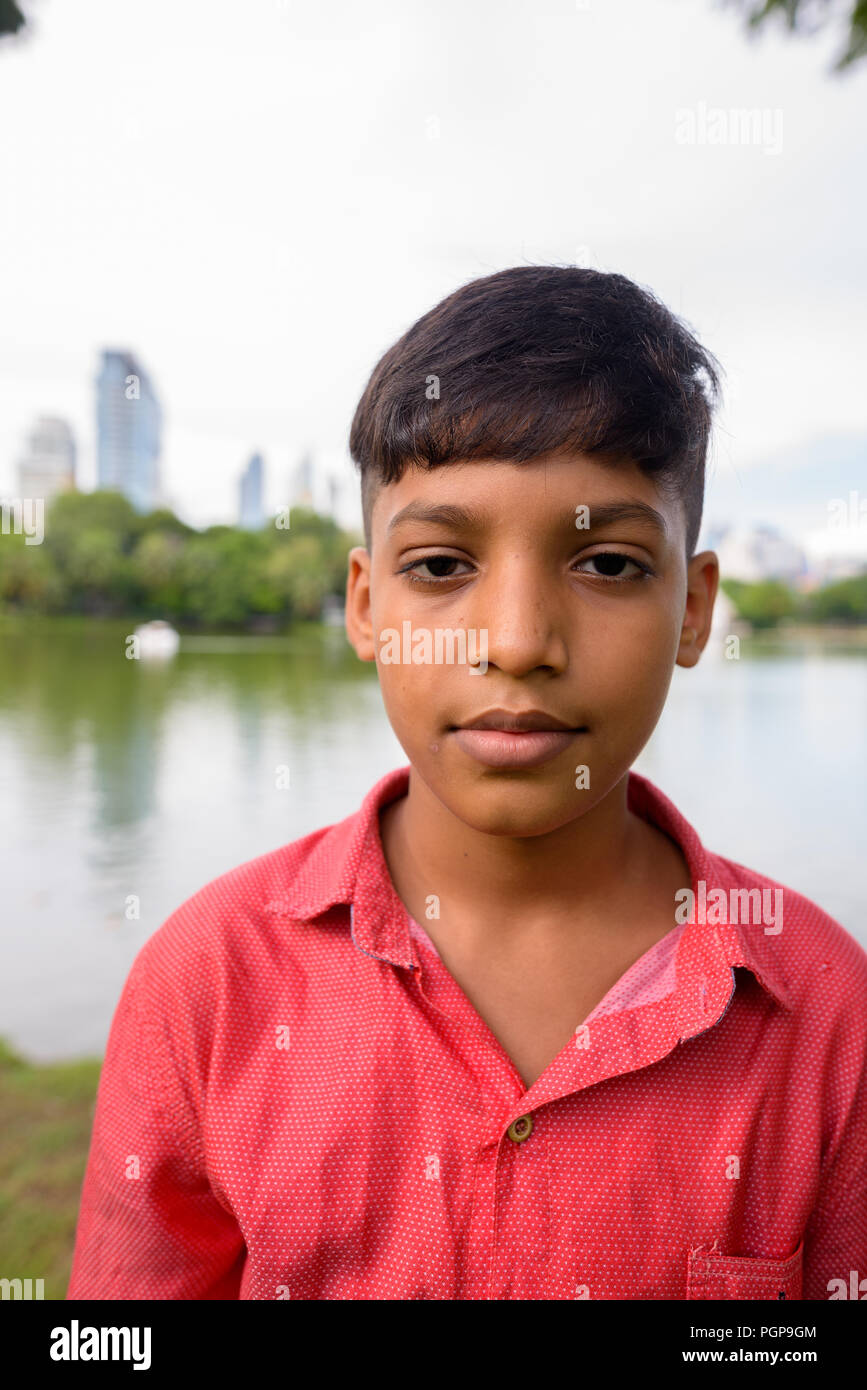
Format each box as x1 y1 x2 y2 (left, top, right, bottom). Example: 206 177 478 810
507 1114 533 1143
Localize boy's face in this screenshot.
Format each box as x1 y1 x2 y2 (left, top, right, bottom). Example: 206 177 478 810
346 452 718 837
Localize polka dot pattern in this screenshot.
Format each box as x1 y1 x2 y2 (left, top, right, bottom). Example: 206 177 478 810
67 766 867 1300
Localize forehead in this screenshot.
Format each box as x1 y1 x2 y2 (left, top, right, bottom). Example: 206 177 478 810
372 453 684 543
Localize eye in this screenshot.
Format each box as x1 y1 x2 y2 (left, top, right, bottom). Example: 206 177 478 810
573 551 650 581
398 554 473 584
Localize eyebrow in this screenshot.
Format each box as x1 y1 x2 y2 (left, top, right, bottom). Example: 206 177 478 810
386 498 668 537
387 502 485 535
577 501 668 536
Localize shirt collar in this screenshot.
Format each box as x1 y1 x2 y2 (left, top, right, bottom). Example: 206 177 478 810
270 765 418 968
626 772 793 1012
272 764 793 1011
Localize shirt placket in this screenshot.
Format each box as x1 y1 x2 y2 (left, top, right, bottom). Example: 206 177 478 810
408 938 561 1299
409 910 740 1299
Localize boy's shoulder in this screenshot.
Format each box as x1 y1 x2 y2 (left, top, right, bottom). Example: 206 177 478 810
705 841 867 1012
131 804 366 991
631 770 867 1014
127 767 411 994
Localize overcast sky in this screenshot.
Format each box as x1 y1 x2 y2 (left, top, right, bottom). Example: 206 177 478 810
1 0 865 554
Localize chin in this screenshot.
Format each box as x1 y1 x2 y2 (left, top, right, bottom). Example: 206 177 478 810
434 771 598 839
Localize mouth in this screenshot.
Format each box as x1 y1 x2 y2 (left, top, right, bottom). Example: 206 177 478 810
448 709 586 769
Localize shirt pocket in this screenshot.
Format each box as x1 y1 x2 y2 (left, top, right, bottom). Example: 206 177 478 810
686 1238 804 1300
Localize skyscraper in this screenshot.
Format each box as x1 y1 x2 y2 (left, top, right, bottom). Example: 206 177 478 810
290 449 314 507
327 474 340 520
16 416 76 502
96 350 162 512
239 451 265 530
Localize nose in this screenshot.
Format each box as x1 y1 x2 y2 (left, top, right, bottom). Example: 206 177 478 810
472 557 569 677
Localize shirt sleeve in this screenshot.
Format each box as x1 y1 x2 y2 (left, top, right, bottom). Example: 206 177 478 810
801 1013 867 1301
802 1166 867 1300
67 947 246 1300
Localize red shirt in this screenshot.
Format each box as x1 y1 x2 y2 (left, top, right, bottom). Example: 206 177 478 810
67 766 867 1301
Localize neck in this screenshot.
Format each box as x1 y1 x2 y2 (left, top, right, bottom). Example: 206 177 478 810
380 766 651 933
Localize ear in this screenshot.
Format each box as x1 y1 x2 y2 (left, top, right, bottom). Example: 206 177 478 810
676 550 719 668
345 546 377 662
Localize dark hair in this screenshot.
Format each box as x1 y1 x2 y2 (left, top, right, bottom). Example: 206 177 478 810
349 264 721 554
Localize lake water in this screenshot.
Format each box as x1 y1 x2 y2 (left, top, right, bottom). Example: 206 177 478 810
1 618 865 1062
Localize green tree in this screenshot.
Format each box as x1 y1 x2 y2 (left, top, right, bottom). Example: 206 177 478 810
0 1 24 38
61 529 134 614
130 531 188 615
265 536 333 620
725 0 867 71
177 528 272 626
0 487 355 629
43 490 141 573
264 507 351 605
135 507 196 542
0 531 64 610
804 571 867 622
721 577 799 628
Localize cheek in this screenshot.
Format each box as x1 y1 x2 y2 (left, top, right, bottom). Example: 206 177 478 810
585 603 679 712
374 654 440 733
371 586 474 732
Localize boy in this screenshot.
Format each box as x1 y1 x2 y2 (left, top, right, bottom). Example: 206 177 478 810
68 266 867 1301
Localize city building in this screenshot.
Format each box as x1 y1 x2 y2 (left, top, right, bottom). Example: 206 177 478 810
96 350 162 512
290 450 314 507
16 416 76 502
238 452 265 530
808 552 867 588
713 524 808 585
327 474 341 520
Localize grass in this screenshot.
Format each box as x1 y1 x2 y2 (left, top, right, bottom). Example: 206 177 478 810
0 1036 102 1300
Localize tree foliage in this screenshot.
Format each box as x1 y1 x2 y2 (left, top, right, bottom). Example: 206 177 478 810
0 1 24 39
722 577 799 627
722 573 867 626
5 1 866 68
803 570 867 621
723 0 867 70
0 491 356 630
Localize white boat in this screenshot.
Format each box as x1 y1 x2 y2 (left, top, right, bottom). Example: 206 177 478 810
134 619 180 660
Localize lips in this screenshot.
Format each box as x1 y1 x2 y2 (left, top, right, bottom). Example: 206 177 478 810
449 708 584 768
